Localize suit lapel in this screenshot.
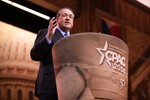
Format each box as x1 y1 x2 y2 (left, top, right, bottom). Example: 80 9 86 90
52 29 64 43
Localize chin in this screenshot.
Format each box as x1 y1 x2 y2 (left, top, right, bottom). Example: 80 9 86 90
64 26 71 29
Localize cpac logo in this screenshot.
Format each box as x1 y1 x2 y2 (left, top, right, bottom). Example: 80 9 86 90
96 41 126 74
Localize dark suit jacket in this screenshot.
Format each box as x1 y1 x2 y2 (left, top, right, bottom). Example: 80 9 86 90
30 28 64 97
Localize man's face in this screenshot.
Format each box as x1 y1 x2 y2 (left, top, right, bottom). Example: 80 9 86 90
57 9 74 32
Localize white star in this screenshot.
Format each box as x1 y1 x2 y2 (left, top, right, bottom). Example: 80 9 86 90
96 41 108 65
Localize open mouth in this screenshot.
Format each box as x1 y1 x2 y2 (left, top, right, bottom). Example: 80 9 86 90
65 21 70 23
65 22 70 25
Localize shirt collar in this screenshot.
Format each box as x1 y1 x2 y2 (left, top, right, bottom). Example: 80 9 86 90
57 26 70 37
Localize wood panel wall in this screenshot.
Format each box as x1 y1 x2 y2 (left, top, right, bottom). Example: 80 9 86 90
70 0 150 39
93 0 150 35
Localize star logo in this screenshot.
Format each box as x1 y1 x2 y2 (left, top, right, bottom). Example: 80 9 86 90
96 41 108 65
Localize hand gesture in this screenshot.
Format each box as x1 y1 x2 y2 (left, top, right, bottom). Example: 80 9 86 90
46 17 57 39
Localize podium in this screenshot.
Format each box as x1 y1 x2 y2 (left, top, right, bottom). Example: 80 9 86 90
52 32 128 100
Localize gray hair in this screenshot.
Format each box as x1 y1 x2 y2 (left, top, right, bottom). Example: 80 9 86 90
56 7 75 18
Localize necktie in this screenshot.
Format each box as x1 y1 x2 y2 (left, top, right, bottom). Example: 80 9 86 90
64 33 68 37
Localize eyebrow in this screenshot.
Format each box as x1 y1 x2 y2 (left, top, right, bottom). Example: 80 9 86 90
61 12 74 15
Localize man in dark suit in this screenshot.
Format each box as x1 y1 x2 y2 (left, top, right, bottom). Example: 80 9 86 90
30 7 75 100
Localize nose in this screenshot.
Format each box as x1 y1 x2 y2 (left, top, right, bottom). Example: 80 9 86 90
65 16 71 21
66 15 71 19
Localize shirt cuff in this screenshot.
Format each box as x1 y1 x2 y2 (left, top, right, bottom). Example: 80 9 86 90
46 36 52 44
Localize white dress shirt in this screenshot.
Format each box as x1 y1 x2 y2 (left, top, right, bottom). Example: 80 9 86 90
46 26 70 44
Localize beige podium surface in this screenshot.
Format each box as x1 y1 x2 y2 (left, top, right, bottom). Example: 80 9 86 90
52 32 129 100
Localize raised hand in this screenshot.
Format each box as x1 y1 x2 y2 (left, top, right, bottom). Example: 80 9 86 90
46 17 57 39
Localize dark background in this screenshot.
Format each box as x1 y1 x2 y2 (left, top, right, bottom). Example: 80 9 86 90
0 1 56 33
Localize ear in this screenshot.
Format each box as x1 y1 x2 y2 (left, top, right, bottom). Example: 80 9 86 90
56 18 59 23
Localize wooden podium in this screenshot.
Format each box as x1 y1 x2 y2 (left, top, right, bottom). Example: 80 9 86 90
52 32 129 100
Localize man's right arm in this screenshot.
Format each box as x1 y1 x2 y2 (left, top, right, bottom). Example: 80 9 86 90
30 29 53 61
30 17 57 61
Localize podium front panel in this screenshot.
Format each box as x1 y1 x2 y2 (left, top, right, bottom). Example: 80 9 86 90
52 32 128 100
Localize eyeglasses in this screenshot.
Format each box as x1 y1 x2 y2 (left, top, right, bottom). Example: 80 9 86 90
60 13 74 19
